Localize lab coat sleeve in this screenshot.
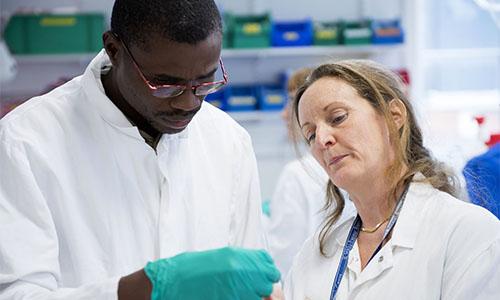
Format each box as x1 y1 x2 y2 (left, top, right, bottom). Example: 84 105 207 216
229 129 266 250
267 163 312 277
0 139 120 300
441 207 500 300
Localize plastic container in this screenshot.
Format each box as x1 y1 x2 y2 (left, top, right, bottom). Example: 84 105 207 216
371 19 404 44
4 13 105 54
271 19 313 47
224 85 258 111
313 21 343 45
257 85 286 110
232 13 271 49
204 88 227 110
343 20 372 45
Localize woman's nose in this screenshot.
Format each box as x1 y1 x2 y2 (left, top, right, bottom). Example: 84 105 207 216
315 124 336 149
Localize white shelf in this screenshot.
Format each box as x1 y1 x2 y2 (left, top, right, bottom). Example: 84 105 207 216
10 45 404 64
222 44 404 59
13 53 97 64
228 110 282 123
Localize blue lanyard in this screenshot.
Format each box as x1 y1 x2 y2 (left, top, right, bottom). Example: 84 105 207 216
329 188 408 300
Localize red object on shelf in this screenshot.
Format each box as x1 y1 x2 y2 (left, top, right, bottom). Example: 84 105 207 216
474 115 485 126
485 133 500 148
397 69 410 85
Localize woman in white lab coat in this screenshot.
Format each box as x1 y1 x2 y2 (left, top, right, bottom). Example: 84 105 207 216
285 60 500 299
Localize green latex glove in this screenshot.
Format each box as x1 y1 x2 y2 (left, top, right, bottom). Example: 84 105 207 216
144 247 281 300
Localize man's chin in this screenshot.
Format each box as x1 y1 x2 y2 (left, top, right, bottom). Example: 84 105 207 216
155 121 190 134
153 117 193 134
160 126 187 134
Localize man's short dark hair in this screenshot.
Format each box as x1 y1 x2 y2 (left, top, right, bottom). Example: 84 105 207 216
111 0 222 50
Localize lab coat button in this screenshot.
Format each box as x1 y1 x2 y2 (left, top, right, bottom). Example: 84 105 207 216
378 256 384 262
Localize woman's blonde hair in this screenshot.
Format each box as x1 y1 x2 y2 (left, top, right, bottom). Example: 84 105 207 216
291 60 460 256
287 67 312 93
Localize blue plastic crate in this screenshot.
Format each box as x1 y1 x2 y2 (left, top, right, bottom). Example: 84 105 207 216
257 85 286 110
225 85 258 111
271 19 313 47
204 88 227 110
371 19 404 44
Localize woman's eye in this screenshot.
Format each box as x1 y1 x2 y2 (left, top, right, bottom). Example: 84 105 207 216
331 113 347 125
306 133 316 144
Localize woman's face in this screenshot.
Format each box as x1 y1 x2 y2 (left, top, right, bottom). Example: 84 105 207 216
297 77 395 191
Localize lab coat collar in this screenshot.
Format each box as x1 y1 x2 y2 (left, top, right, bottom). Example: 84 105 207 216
333 173 433 249
82 50 135 130
390 173 436 249
332 204 357 248
82 50 189 141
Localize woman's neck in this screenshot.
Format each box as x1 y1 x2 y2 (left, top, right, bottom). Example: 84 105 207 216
347 177 396 229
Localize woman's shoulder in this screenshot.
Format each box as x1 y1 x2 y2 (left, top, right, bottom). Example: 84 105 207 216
429 186 499 229
419 183 500 252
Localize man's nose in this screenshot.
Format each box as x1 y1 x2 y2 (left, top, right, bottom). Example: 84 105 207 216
169 87 202 111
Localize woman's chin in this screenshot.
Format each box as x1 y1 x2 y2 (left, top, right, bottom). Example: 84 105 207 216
329 169 358 191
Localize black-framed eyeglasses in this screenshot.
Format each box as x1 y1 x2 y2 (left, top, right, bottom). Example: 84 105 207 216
114 33 229 99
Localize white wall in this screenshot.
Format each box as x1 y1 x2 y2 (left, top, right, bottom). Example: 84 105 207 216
217 0 402 20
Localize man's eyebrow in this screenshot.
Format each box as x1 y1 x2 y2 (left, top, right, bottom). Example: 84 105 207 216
152 67 218 83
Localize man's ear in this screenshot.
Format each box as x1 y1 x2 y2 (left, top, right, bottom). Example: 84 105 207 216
102 31 120 66
388 98 407 130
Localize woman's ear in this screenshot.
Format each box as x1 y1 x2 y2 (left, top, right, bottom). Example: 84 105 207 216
388 98 407 130
102 31 120 66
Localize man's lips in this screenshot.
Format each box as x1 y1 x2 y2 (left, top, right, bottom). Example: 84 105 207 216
328 154 349 167
164 118 192 129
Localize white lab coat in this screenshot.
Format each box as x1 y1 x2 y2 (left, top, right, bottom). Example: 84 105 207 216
285 176 500 300
0 50 265 299
266 154 328 277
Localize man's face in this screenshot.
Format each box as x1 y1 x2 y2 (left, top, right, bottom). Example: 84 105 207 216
112 32 222 134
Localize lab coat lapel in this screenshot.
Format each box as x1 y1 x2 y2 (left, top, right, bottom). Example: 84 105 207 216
349 177 430 289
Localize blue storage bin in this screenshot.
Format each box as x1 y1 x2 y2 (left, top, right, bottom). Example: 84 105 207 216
271 19 313 47
371 19 404 44
225 85 258 111
257 85 287 110
204 88 227 110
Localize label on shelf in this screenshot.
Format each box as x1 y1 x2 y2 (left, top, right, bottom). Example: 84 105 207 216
40 17 77 27
243 23 262 35
344 28 371 38
375 28 401 37
228 96 257 106
266 95 284 105
316 29 337 39
283 31 299 41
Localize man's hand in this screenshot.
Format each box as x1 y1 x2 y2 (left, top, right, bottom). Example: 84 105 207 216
142 247 281 300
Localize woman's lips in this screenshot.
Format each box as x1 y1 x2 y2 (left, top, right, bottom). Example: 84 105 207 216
328 154 349 167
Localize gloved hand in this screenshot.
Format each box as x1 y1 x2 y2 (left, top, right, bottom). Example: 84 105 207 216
144 247 281 300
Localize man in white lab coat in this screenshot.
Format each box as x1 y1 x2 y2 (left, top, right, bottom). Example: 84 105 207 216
0 1 280 299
